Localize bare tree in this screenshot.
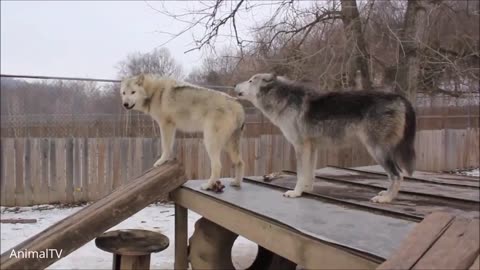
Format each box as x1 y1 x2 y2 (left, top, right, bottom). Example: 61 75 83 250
392 0 440 102
340 0 372 90
116 47 183 79
159 0 479 100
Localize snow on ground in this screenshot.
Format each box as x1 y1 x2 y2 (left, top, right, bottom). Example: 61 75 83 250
1 203 257 269
451 167 480 177
463 168 479 177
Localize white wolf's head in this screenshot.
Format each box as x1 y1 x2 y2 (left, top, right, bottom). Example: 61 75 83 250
120 74 149 111
234 73 277 104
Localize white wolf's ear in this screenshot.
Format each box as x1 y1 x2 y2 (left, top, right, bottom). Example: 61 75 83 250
264 73 276 82
136 74 145 86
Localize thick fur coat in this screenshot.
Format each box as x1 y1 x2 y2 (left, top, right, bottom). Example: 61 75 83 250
121 74 245 189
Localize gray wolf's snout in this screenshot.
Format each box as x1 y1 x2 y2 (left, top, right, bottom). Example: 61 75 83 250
123 103 129 108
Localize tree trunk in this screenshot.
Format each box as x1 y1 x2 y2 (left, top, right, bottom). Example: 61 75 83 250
394 0 440 103
340 0 372 90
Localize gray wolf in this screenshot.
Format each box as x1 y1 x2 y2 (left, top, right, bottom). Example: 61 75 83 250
121 74 245 190
234 73 416 203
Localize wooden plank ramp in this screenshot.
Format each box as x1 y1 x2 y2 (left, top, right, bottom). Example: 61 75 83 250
378 212 479 270
0 161 186 270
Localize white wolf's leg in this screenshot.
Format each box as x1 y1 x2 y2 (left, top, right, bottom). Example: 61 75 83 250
154 122 176 167
284 141 312 198
200 129 224 190
226 134 244 187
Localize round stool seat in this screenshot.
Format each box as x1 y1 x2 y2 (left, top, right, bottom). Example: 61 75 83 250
95 229 169 256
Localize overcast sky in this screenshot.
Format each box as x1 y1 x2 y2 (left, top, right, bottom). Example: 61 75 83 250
1 1 253 79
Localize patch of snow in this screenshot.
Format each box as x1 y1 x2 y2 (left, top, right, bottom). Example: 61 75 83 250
464 168 479 177
1 204 257 269
452 168 480 177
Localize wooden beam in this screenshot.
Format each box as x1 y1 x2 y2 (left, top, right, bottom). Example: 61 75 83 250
174 204 188 270
469 256 480 270
377 212 454 270
0 161 186 270
171 188 380 269
413 218 480 270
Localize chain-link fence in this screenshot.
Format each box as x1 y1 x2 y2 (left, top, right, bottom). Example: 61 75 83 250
0 74 266 137
1 74 479 138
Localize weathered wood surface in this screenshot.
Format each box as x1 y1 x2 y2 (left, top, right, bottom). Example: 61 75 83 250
314 167 479 203
354 165 480 186
470 256 480 270
378 212 480 270
95 229 169 255
172 180 415 269
247 167 480 219
0 161 186 270
413 218 479 270
1 130 478 206
377 212 455 270
174 204 188 270
0 218 37 224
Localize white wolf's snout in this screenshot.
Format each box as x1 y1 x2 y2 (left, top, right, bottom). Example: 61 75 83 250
123 102 134 110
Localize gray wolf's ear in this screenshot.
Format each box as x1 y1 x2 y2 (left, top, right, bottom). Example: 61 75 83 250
136 74 145 86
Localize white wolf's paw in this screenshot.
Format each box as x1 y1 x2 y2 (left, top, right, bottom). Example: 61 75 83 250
377 190 388 196
304 184 314 193
200 182 214 190
153 157 172 167
283 190 302 198
370 194 393 204
230 180 241 187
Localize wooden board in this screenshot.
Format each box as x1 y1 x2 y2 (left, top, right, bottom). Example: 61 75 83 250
172 184 381 270
413 218 480 270
470 256 480 270
377 212 455 270
0 161 186 270
315 167 479 203
65 138 74 203
14 138 26 205
378 212 480 270
354 165 480 186
246 174 479 219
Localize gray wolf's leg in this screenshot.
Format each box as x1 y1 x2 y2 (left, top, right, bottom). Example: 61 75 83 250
371 174 402 203
284 140 312 198
366 146 402 203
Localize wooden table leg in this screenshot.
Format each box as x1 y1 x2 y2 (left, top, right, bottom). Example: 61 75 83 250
175 204 188 270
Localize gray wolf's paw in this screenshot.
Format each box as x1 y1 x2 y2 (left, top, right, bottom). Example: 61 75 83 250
283 190 302 198
370 194 393 203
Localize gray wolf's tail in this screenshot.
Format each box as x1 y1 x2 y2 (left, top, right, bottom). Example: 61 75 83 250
394 98 416 176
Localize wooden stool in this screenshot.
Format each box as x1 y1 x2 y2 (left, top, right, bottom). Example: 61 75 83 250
95 229 169 270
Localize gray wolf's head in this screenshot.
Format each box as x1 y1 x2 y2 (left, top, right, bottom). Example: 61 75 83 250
234 73 276 104
120 74 149 111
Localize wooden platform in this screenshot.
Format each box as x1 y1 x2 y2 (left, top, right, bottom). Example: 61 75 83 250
252 165 479 220
378 212 479 270
172 165 479 269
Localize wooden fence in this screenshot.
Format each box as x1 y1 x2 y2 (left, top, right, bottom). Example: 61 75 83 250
1 128 479 206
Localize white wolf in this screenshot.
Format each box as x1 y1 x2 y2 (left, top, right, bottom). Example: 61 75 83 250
120 74 245 190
